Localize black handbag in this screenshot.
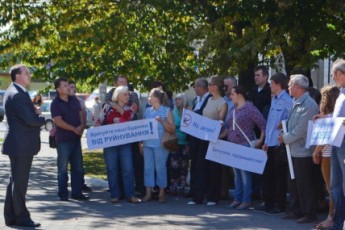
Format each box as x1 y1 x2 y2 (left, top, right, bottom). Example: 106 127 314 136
49 135 56 148
49 127 57 148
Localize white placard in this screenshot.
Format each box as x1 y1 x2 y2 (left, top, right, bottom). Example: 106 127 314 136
86 119 158 150
306 117 345 148
180 109 221 142
206 140 267 174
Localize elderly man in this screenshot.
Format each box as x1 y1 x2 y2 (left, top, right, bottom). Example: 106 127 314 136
327 59 345 230
185 78 211 199
278 74 319 223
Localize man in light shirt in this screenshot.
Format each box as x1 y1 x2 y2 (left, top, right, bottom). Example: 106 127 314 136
259 73 292 214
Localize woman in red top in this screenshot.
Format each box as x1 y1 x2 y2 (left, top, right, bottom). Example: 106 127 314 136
96 86 141 204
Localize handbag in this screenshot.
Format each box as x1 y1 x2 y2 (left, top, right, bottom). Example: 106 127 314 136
162 131 179 152
233 109 258 148
49 135 56 148
49 127 57 149
161 107 179 152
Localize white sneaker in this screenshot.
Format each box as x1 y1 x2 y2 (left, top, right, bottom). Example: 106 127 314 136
206 202 216 206
187 201 196 205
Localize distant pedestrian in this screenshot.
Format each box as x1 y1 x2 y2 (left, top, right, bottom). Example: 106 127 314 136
3 64 45 227
93 96 102 125
32 93 43 107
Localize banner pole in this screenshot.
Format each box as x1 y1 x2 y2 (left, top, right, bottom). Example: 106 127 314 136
282 120 295 180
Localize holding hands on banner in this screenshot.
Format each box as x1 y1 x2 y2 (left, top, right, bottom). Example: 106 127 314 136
179 106 268 174
306 117 345 148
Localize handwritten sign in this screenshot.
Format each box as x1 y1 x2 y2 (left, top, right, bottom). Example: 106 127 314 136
206 140 267 174
86 119 158 150
180 109 221 142
306 117 345 148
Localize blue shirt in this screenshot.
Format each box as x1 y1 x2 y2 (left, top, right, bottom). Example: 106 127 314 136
224 96 234 129
333 88 345 118
143 105 169 147
265 90 293 146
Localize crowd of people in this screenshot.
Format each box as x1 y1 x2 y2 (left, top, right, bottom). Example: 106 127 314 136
2 60 345 230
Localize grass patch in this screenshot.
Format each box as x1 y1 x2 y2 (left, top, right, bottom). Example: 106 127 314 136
82 149 107 180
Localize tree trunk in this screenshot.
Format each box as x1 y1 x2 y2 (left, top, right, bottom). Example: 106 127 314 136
238 62 257 91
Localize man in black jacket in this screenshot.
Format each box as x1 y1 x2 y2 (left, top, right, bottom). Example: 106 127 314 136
248 65 271 202
2 64 45 227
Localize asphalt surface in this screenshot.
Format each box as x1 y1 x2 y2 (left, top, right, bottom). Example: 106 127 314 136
0 123 335 230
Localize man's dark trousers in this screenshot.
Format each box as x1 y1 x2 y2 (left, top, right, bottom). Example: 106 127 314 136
4 155 34 224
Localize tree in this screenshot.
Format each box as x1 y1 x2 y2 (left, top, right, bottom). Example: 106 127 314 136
184 0 345 88
0 0 198 92
1 0 345 92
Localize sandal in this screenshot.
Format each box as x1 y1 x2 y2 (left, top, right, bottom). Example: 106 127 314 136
142 195 152 202
315 219 333 229
158 195 166 203
128 197 142 203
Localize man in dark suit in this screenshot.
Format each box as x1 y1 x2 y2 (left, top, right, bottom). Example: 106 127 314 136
186 78 211 200
2 64 45 227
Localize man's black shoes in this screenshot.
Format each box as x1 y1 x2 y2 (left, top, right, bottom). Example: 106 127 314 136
71 194 90 201
16 220 41 227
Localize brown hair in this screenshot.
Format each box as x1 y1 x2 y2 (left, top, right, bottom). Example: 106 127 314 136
150 87 169 107
210 75 225 96
320 85 340 115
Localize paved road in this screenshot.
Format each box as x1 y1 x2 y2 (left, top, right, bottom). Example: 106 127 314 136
0 126 331 230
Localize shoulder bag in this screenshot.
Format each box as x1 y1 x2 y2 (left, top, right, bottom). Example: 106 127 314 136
233 109 258 148
161 107 179 152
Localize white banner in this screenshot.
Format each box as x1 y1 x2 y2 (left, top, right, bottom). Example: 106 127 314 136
180 109 221 142
206 140 268 174
306 117 345 148
86 119 159 150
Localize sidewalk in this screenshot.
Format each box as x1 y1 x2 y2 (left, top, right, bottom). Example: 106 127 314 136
0 130 326 229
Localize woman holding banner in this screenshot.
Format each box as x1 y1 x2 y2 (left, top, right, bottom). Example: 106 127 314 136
188 75 227 205
96 86 141 204
142 88 175 203
226 85 266 210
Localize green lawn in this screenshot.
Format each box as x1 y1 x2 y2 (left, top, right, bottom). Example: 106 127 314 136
82 149 107 180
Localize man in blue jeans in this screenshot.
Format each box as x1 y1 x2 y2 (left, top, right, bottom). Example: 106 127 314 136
327 59 345 230
51 77 89 201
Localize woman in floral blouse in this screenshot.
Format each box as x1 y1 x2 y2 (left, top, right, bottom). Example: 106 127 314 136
96 86 141 204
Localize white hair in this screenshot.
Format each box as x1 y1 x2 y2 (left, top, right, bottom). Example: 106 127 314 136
290 74 309 89
175 93 188 108
332 59 345 74
112 86 128 102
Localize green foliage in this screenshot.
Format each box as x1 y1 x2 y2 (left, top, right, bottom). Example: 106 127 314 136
1 0 345 90
0 1 198 91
